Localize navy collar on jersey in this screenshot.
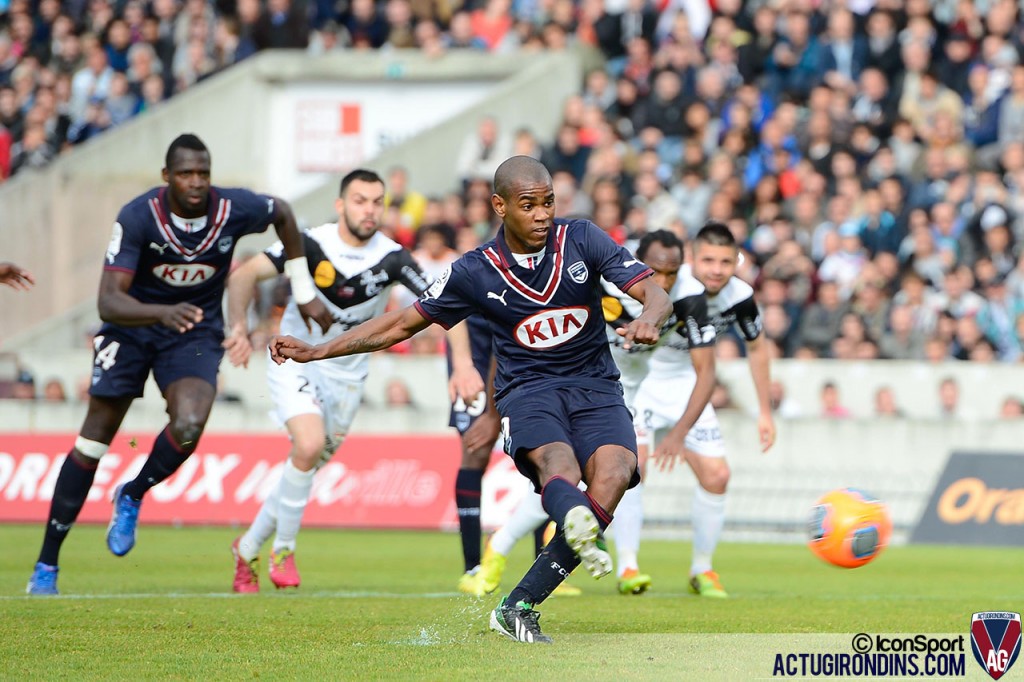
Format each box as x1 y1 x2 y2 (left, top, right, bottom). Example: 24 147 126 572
482 222 569 305
148 187 231 262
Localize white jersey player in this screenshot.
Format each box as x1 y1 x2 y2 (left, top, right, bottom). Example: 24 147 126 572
223 169 481 592
472 230 717 597
633 221 776 598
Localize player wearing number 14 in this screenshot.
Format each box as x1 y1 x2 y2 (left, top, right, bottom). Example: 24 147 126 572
26 134 332 596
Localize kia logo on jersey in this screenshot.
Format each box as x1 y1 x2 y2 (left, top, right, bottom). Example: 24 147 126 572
152 263 217 286
513 307 589 349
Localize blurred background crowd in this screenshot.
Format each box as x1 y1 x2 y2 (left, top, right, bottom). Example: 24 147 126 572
5 0 1024 413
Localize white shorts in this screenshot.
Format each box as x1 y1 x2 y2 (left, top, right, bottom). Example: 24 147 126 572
266 356 364 445
632 371 726 458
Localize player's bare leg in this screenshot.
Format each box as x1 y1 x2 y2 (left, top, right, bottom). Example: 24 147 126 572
684 449 730 598
108 378 214 557
29 396 132 595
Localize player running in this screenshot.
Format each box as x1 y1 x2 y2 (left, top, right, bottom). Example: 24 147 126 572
27 134 333 595
223 168 482 592
268 156 673 643
634 221 776 598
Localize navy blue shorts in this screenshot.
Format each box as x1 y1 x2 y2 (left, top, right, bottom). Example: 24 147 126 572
497 378 640 491
448 315 493 435
89 326 225 399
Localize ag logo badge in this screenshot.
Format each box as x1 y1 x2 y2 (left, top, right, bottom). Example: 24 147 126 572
971 612 1021 680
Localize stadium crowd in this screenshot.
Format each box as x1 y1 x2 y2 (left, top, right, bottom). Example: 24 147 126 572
5 0 1024 406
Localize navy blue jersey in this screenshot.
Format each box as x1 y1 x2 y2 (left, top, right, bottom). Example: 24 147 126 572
415 219 653 400
101 186 275 334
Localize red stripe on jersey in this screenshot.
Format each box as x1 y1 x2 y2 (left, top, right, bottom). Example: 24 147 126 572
621 267 655 293
413 300 452 330
149 195 230 262
482 224 568 305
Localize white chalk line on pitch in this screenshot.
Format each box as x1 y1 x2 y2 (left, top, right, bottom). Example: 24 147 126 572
2 590 698 601
3 590 982 602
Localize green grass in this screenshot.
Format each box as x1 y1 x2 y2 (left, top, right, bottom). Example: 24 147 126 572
2 524 1020 680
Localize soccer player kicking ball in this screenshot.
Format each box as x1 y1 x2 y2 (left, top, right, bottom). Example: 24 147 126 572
634 222 777 598
223 169 482 592
27 134 334 595
472 229 718 597
269 156 672 643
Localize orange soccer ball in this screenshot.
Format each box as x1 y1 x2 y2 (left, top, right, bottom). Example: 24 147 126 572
807 488 893 568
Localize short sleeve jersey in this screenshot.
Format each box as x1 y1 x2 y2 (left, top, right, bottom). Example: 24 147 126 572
414 218 654 400
264 224 429 380
601 270 715 386
648 265 761 375
102 186 276 333
681 265 763 341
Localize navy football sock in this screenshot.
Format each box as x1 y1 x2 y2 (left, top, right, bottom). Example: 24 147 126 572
508 532 580 606
121 428 194 501
533 521 548 557
38 452 98 566
508 490 617 606
540 476 591 526
455 468 483 571
585 491 613 532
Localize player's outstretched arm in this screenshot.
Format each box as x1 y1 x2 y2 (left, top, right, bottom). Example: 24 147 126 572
618 277 672 349
267 197 333 334
745 334 776 452
0 262 34 291
98 269 204 332
270 304 432 364
224 253 279 368
653 345 716 471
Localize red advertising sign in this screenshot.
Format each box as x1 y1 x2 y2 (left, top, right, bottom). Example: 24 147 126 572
0 434 532 529
295 100 364 172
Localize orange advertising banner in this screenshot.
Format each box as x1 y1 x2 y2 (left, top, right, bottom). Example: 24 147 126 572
0 434 531 530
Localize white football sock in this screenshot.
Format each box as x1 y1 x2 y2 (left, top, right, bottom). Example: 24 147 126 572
691 485 726 576
490 491 548 556
239 485 278 562
612 484 643 576
272 460 316 553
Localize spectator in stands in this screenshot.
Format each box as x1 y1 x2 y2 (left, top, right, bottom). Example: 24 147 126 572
938 376 961 418
43 378 67 402
819 381 851 419
796 281 847 357
11 369 35 400
768 379 802 419
10 0 1024 373
69 38 113 124
10 121 56 173
999 396 1024 418
384 377 417 408
455 115 511 188
873 385 903 417
387 166 427 232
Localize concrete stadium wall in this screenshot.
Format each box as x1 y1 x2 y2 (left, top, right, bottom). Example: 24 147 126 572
3 356 1021 540
0 49 586 349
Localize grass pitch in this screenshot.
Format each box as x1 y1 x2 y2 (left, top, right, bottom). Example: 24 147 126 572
2 524 1019 680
